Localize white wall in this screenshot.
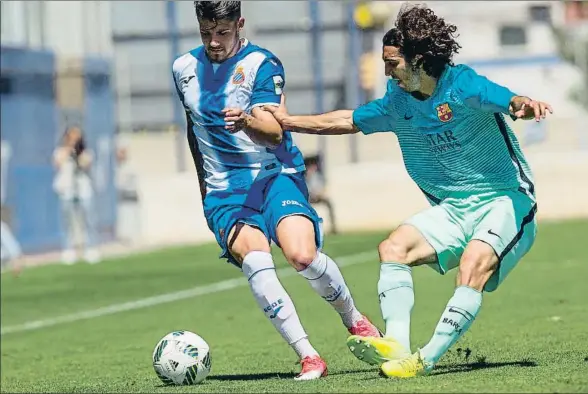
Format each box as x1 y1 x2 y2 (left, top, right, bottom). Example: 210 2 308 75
1 1 28 47
132 148 588 246
0 1 112 57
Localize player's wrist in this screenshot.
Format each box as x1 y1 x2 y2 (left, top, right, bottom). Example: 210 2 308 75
243 113 255 129
279 115 293 128
508 96 525 115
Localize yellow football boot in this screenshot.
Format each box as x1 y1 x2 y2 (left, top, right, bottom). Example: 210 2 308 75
380 350 434 378
346 335 410 366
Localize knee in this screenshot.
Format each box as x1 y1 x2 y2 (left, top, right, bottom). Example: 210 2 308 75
378 237 411 265
231 244 271 266
284 247 317 271
458 249 497 291
228 227 271 265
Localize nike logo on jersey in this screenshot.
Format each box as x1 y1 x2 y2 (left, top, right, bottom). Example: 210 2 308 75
404 114 413 120
487 229 501 238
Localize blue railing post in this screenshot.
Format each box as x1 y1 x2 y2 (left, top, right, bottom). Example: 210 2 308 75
309 0 326 167
166 0 186 172
346 0 363 164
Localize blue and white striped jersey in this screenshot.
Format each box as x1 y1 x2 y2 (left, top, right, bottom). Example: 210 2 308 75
172 39 305 198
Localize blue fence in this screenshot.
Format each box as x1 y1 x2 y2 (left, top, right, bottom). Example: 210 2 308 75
0 46 116 254
83 57 118 242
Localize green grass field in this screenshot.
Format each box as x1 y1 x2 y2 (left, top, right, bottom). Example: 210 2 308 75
1 219 587 393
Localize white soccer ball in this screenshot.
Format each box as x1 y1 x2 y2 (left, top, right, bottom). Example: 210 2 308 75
152 330 211 385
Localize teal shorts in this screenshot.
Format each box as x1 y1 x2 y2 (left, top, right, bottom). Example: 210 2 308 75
404 189 537 292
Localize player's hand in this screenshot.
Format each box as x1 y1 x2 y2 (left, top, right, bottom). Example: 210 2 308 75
509 96 553 122
222 107 251 132
263 94 289 125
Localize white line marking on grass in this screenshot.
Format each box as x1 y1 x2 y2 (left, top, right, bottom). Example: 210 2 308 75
1 250 377 336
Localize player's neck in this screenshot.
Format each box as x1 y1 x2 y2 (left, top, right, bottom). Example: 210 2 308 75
412 75 438 101
228 38 244 59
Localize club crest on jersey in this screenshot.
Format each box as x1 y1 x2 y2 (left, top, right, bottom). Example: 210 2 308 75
232 66 245 85
436 103 453 122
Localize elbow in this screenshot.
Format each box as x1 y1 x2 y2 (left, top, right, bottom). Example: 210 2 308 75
267 131 283 148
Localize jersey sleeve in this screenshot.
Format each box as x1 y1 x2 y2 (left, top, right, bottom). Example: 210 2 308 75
453 66 517 114
172 73 185 107
352 98 394 135
250 57 285 108
172 57 188 110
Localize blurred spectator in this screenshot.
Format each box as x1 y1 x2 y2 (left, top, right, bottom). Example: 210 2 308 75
52 126 100 264
115 138 140 244
0 141 23 271
304 155 338 235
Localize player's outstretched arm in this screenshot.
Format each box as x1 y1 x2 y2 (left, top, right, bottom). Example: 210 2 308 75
276 109 358 135
223 107 284 148
456 67 553 121
263 94 358 135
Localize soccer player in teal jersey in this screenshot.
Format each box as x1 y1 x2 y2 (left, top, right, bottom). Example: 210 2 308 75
265 5 553 378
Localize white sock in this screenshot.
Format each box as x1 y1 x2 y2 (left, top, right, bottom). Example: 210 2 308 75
242 251 318 359
291 337 318 360
299 252 363 328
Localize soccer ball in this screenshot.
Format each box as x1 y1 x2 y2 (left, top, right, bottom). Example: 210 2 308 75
152 330 211 385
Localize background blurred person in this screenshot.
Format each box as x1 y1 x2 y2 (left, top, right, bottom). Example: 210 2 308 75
0 140 23 274
303 155 338 235
52 126 101 264
115 138 140 245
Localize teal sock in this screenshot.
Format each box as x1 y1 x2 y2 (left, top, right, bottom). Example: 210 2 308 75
377 263 414 352
420 286 482 365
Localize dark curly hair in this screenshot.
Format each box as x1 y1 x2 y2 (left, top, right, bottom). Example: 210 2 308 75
383 6 461 78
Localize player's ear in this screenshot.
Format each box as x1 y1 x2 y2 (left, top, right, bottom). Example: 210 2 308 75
237 17 245 31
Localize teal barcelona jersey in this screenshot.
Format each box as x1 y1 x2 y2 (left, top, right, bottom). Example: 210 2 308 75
352 64 535 204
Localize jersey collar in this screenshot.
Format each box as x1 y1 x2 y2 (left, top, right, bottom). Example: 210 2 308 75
195 38 254 65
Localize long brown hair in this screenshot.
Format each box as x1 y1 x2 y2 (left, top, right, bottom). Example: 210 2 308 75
383 6 461 78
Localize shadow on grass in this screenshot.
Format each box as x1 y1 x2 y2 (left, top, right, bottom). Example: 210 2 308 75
153 372 298 387
432 359 537 376
206 367 371 382
358 358 538 381
207 372 297 381
155 358 537 385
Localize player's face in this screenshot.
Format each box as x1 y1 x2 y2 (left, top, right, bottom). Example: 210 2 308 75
383 45 421 92
199 18 244 63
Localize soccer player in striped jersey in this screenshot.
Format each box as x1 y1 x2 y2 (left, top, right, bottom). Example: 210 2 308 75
172 1 380 380
265 5 552 378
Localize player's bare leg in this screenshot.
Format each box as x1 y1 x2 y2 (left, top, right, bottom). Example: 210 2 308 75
348 224 436 366
228 223 323 380
381 240 496 378
278 215 380 334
